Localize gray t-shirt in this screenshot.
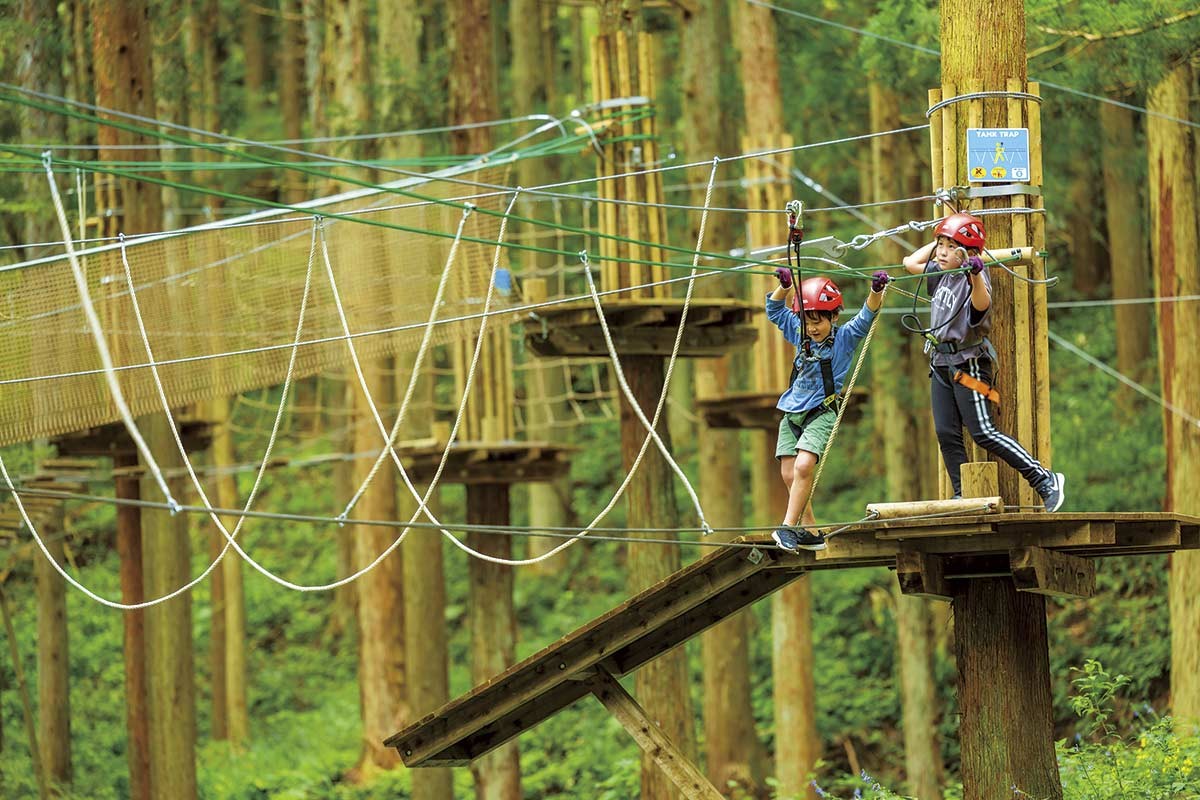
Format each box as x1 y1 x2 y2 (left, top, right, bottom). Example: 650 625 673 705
925 261 992 366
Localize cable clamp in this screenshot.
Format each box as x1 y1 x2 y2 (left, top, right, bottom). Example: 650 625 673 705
334 512 348 528
167 498 182 515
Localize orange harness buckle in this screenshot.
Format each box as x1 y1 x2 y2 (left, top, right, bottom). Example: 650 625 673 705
952 370 1000 405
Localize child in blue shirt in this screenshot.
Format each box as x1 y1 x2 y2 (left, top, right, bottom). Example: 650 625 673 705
768 269 889 551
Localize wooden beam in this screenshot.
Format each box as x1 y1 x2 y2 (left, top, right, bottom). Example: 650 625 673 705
960 462 999 498
896 550 952 600
586 667 725 800
1010 546 1095 599
867 497 1002 519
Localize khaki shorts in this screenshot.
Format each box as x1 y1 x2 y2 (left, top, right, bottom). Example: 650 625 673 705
775 408 836 460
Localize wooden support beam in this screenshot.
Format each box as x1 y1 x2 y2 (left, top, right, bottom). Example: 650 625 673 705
867 497 1002 520
586 667 725 800
896 550 952 600
1010 547 1095 599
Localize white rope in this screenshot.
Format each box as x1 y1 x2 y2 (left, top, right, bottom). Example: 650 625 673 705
41 152 177 508
579 157 723 534
338 199 476 519
1 216 318 610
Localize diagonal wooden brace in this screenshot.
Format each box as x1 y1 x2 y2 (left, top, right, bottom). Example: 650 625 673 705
586 666 724 800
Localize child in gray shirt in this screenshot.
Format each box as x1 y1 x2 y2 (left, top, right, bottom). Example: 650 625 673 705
902 212 1065 511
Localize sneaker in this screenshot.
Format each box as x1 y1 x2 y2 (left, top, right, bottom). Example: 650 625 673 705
772 526 800 552
1040 472 1066 512
794 528 827 551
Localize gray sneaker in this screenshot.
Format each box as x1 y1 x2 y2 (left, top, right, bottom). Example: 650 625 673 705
1040 472 1066 512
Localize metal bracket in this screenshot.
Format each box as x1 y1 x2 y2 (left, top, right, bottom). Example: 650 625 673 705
792 235 846 260
961 184 1043 199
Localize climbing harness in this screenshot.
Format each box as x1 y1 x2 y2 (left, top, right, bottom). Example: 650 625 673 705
953 369 1000 405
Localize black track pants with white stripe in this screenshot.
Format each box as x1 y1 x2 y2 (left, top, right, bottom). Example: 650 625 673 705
930 358 1051 496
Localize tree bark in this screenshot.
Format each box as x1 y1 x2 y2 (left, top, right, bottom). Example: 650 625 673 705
511 0 571 571
1067 162 1108 297
279 0 308 205
140 416 198 800
683 2 762 795
869 81 944 800
350 360 405 777
941 3 1060 797
403 496 453 800
1099 102 1152 398
620 356 697 800
1 585 49 800
36 506 72 793
212 397 248 746
115 454 151 800
1148 60 1200 725
448 0 498 156
18 0 67 262
954 580 1059 799
467 488 521 800
322 0 371 191
183 0 221 217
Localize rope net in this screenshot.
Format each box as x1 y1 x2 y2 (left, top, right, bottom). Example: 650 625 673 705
0 167 509 447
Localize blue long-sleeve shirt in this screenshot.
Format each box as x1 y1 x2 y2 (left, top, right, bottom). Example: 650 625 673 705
765 295 877 413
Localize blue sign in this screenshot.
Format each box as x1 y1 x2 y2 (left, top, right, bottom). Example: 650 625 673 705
966 128 1030 183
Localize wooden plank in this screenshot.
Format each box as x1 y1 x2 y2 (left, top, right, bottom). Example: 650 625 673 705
897 550 952 600
1010 546 1096 599
867 497 1002 519
929 88 943 220
1027 82 1051 467
874 523 995 541
587 666 726 800
941 81 957 193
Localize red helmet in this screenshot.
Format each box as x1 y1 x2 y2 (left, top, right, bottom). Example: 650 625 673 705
793 276 843 313
936 212 986 249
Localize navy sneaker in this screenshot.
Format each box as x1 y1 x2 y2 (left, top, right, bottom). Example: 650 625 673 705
1040 472 1066 512
794 528 827 551
772 526 800 552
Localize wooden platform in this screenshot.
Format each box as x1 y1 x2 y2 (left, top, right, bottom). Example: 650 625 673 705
696 390 866 431
391 439 573 485
522 297 759 359
386 511 1199 769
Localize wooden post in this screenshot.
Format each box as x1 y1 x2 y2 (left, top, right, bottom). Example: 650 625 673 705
960 462 999 499
939 3 1062 797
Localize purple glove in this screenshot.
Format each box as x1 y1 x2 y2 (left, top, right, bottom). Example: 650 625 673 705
871 270 890 293
774 267 793 289
966 255 985 275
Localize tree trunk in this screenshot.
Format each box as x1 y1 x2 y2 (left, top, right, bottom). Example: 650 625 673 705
1067 163 1108 297
768 464 820 800
376 0 422 165
403 495 453 800
151 5 186 231
941 3 1060 797
683 2 761 795
869 81 944 800
241 5 266 107
212 397 248 745
954 580 1059 799
36 506 72 792
1 585 49 800
334 378 358 635
18 0 67 262
1148 60 1200 725
183 0 221 217
206 495 228 742
64 0 94 150
350 360 405 777
1099 102 1153 398
510 0 571 571
115 454 151 800
140 416 198 800
279 0 308 205
448 0 499 156
322 0 371 192
620 356 697 800
466 490 522 800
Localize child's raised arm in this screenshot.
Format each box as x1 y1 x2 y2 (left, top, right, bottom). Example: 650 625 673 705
903 241 936 274
867 270 889 312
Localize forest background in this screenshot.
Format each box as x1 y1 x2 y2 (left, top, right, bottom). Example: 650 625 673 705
0 0 1198 799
